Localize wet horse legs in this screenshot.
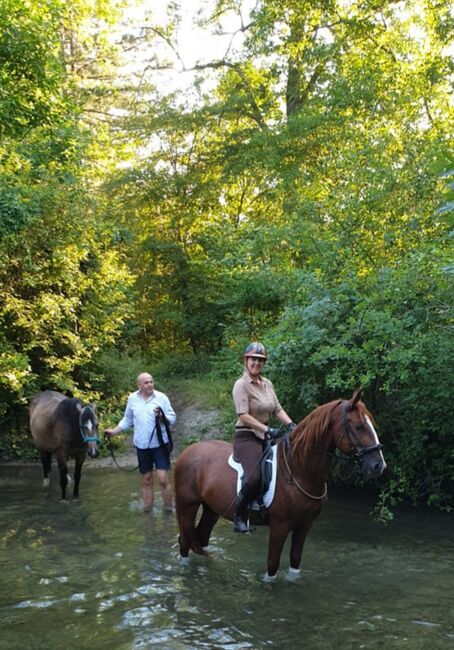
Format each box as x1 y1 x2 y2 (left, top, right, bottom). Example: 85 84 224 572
40 450 52 487
289 523 313 571
73 453 86 498
177 501 205 557
57 454 69 500
196 503 219 549
266 523 291 578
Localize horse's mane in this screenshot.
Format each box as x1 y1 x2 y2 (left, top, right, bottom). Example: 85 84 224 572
290 399 343 469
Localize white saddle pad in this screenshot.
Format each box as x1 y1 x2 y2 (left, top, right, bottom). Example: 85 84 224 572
228 445 278 510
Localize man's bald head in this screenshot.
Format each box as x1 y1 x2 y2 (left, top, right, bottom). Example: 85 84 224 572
137 372 154 397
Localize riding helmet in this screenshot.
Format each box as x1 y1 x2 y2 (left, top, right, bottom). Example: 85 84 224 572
244 342 268 360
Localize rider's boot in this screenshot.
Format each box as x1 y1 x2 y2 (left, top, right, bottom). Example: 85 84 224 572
233 483 256 533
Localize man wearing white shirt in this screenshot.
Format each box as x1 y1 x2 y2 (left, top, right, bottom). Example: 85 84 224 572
104 372 176 512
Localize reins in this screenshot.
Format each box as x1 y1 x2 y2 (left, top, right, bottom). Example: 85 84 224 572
281 438 328 500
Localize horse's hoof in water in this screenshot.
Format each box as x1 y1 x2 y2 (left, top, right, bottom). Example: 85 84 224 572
287 567 301 581
263 572 277 583
179 555 190 567
43 478 50 487
164 506 176 514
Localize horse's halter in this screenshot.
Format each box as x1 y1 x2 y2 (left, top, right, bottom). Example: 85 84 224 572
335 400 383 465
79 406 100 444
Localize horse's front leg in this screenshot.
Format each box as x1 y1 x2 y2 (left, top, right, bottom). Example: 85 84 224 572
73 452 85 498
56 454 69 500
265 523 291 581
288 523 314 579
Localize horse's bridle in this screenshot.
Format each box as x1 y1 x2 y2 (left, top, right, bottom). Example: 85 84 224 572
79 406 100 443
281 400 383 498
335 400 383 464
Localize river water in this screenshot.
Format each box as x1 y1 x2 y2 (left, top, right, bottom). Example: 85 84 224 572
0 464 453 650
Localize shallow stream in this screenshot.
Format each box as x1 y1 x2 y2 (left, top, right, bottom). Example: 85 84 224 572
1 464 453 649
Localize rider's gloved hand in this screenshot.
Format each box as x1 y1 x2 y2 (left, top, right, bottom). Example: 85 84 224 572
287 422 297 433
103 429 114 441
266 427 281 440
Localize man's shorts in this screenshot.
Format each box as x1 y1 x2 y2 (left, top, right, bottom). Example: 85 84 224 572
136 446 170 474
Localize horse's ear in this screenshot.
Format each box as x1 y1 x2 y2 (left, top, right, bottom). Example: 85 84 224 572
90 403 98 414
76 402 83 413
350 387 361 407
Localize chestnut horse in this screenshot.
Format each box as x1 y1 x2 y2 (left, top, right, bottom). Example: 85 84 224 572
29 390 100 500
174 390 386 580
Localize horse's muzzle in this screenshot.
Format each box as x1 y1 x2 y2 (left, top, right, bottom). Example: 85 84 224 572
362 457 387 478
88 445 99 459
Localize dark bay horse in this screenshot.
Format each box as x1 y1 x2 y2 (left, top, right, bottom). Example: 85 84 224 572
29 390 100 500
174 389 386 580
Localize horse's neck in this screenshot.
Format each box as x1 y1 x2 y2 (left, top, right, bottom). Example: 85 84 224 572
286 436 334 485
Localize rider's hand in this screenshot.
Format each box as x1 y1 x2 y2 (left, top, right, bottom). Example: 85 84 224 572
266 427 281 440
103 429 114 440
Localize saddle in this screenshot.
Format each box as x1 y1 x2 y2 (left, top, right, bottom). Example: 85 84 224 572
228 441 278 518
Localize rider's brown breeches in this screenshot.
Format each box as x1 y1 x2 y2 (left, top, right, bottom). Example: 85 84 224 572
233 429 264 489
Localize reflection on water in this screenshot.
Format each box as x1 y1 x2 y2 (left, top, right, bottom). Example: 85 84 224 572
0 464 453 650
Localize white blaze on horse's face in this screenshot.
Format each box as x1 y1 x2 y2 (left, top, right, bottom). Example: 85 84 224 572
82 415 99 458
364 414 387 471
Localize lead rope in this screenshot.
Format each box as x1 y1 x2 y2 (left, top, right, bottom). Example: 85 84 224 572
282 439 327 500
107 442 139 472
105 424 157 473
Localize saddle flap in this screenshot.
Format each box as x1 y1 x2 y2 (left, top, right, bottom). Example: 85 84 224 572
228 445 278 510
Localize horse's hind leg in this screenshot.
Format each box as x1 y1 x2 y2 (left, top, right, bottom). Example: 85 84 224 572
196 502 219 550
40 450 52 487
177 500 205 559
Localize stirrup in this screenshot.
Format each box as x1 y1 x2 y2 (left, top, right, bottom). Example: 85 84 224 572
233 515 255 534
233 515 249 533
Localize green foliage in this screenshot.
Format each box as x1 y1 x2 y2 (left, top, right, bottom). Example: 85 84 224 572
267 256 454 511
0 0 134 460
0 0 67 137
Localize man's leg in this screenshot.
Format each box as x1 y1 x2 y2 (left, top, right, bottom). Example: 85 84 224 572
156 469 173 511
141 470 154 512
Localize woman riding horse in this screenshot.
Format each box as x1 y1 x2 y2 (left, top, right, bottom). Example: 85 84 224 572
232 342 296 533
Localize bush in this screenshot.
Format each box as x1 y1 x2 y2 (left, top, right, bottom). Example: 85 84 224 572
268 264 454 514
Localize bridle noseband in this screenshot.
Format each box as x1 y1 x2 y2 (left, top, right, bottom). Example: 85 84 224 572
79 406 100 444
336 400 383 463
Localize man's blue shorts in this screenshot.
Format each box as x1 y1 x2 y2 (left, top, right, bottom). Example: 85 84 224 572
136 446 170 474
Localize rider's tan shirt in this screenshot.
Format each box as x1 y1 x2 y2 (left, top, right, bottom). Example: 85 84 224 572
232 370 282 435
